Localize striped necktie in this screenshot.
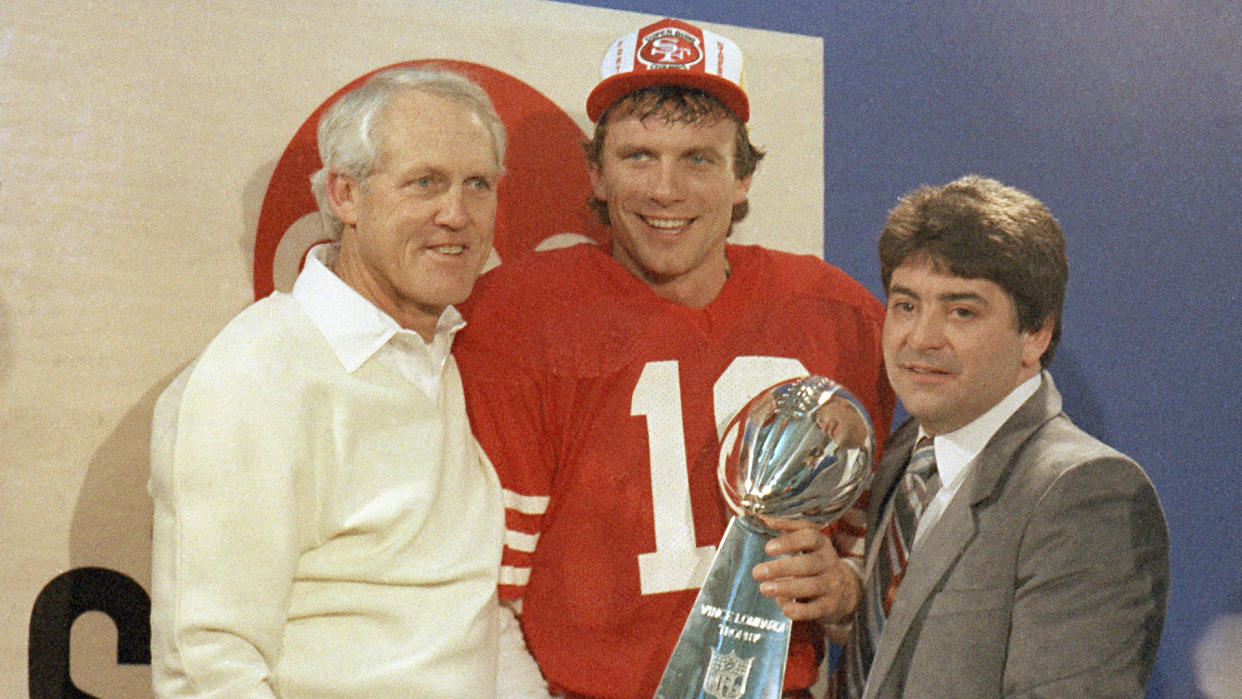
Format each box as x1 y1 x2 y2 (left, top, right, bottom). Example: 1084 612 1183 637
837 436 939 697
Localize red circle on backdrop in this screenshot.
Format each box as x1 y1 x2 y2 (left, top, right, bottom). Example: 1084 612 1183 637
253 60 609 300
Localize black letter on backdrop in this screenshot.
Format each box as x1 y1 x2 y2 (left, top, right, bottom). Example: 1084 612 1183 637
28 567 150 698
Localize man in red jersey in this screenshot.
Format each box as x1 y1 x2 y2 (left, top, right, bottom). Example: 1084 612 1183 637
456 18 894 698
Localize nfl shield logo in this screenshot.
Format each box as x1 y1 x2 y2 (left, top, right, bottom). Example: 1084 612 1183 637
703 649 754 699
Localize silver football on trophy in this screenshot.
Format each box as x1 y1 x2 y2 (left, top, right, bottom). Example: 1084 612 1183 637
656 376 876 698
719 375 874 527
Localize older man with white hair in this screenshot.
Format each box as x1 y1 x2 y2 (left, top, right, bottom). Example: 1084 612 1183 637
149 66 509 697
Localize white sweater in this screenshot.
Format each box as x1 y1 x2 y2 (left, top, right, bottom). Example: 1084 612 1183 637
150 247 504 697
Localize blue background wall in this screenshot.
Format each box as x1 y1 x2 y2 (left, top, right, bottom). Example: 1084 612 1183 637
569 1 1241 695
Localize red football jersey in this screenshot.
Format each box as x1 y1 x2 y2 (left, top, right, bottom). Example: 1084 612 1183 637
455 243 894 698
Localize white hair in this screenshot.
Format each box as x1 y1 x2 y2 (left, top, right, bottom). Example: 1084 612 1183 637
308 65 506 238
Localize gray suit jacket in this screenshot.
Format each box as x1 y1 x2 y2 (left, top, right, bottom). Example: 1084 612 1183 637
860 373 1169 698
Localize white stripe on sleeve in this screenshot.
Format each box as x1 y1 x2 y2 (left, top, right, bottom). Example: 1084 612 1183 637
503 489 550 515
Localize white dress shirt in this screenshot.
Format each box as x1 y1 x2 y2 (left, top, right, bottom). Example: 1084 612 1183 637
912 372 1043 550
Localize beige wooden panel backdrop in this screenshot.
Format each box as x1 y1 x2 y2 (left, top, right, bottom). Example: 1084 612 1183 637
0 0 823 695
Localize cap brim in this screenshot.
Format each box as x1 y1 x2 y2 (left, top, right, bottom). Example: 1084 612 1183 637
586 71 750 122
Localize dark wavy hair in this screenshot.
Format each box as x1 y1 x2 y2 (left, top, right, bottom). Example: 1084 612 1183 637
878 175 1068 368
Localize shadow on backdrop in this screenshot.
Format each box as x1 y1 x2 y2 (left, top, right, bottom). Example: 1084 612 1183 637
42 369 189 698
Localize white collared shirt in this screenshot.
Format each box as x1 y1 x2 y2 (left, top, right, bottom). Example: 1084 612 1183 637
911 372 1043 549
293 243 465 397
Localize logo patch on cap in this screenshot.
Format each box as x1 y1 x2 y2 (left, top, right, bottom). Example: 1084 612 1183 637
637 25 703 69
586 17 750 122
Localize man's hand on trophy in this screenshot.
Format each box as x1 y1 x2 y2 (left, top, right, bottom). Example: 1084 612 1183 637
750 519 862 626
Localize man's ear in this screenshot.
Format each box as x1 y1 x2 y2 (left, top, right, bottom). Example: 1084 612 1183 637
325 170 361 228
732 172 754 207
1021 316 1055 368
588 161 606 202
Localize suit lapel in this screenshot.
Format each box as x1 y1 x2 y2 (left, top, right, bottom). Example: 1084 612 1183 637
962 373 1062 507
863 373 1063 696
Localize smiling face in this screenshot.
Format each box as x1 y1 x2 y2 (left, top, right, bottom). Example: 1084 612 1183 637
328 89 501 338
882 259 1052 435
590 111 752 307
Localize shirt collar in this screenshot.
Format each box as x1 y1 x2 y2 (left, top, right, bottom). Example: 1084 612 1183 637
921 372 1043 490
292 243 466 373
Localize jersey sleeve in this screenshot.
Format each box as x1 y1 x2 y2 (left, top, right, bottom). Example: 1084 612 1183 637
456 273 559 602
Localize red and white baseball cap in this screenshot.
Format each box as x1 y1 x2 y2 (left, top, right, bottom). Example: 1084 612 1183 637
586 17 749 122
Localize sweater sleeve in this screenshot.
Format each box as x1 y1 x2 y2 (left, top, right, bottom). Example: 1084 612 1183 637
149 342 308 697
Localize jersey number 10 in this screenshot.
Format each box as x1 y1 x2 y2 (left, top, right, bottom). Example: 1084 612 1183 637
631 356 808 595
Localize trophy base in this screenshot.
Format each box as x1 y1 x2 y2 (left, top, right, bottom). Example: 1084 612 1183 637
654 516 792 699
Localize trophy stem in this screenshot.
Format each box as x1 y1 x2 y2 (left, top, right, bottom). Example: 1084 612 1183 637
654 516 792 699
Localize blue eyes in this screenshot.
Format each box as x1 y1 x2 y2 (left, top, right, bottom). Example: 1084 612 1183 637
404 176 492 192
619 152 716 166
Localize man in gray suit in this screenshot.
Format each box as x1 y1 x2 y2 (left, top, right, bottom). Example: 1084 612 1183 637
836 175 1169 697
